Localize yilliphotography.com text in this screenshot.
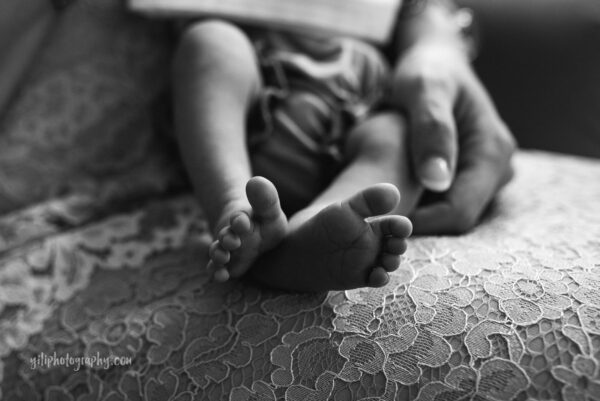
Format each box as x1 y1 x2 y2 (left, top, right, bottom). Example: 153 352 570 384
30 352 132 371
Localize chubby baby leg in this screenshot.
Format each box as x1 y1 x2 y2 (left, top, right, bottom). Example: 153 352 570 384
334 111 423 215
173 21 292 281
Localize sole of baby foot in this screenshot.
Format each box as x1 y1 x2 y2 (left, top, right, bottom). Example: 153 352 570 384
251 183 412 291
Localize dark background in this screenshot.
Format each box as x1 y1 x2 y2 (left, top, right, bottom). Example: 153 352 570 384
460 0 600 159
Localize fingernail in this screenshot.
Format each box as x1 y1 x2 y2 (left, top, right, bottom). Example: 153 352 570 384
419 157 452 192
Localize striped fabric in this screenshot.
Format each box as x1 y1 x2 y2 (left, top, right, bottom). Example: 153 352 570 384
249 31 390 165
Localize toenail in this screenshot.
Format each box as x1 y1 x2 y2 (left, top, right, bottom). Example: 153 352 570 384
233 212 253 231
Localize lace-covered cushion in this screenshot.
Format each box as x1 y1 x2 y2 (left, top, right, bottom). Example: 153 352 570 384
1 150 599 401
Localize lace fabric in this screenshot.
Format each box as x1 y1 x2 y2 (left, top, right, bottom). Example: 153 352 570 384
1 151 599 401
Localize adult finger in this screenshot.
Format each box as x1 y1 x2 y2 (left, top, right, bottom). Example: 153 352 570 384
408 85 458 193
411 117 515 234
410 168 497 235
391 44 465 193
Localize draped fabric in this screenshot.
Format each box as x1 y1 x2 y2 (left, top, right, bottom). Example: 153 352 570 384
1 151 599 401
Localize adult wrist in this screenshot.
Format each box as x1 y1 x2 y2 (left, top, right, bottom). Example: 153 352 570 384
395 0 478 61
452 6 478 61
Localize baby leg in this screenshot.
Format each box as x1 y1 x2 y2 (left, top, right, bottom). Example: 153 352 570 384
305 111 423 216
249 112 423 291
173 21 287 281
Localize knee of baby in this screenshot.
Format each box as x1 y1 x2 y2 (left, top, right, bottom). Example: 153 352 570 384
177 20 252 59
174 19 259 82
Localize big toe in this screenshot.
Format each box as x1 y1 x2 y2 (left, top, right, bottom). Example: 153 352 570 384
371 215 413 239
346 183 401 218
246 176 283 221
367 267 390 287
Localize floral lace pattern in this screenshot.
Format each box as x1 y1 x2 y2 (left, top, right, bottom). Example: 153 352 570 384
1 151 600 401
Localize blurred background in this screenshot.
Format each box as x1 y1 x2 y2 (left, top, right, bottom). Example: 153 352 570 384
459 0 600 159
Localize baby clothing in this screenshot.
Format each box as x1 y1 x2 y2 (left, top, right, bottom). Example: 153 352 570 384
246 30 390 208
249 31 390 165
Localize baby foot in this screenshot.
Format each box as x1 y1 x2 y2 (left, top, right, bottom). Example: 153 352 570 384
208 176 287 282
252 183 412 291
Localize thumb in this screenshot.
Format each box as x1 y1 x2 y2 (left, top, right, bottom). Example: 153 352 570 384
408 91 458 192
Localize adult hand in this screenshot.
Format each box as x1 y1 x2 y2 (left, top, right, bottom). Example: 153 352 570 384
391 40 516 234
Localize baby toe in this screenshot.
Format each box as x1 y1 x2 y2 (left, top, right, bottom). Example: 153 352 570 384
246 176 283 221
384 237 408 255
381 253 401 272
369 215 412 242
213 266 231 283
346 184 400 219
387 216 413 238
209 242 230 265
367 266 390 287
230 212 253 235
218 227 242 250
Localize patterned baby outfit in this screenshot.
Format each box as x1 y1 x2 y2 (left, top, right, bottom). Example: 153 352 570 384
247 30 390 208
